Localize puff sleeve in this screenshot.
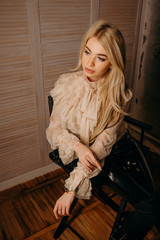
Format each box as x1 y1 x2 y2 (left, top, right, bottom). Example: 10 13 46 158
90 116 125 160
46 76 80 165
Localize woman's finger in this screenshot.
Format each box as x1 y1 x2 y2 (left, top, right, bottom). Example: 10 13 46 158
66 205 70 216
61 206 66 216
53 203 59 219
82 163 92 172
81 158 94 172
85 157 98 170
80 154 98 171
83 151 101 169
88 153 102 170
53 192 75 218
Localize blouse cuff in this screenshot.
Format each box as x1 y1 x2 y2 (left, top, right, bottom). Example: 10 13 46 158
64 162 103 199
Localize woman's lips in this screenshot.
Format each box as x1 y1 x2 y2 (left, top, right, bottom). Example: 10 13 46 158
85 68 95 74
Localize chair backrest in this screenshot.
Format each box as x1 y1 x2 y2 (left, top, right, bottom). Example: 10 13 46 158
48 95 53 116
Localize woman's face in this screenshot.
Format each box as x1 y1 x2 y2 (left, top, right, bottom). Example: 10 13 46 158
82 37 111 82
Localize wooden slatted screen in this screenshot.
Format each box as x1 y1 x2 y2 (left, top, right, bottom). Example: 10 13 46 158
0 0 42 182
99 0 142 87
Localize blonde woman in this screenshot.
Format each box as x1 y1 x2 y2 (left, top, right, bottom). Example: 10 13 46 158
46 20 159 239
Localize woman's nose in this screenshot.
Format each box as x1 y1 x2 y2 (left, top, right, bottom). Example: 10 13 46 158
88 56 95 67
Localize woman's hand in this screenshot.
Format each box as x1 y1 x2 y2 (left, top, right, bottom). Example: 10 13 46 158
74 142 102 172
53 192 75 219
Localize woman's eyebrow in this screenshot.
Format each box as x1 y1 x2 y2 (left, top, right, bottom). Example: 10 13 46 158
85 46 107 58
85 46 91 52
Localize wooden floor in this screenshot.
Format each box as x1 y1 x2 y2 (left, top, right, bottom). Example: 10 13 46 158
0 168 159 240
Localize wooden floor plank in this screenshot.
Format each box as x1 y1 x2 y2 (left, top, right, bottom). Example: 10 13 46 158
82 211 108 239
72 217 96 240
24 221 60 240
30 190 55 225
0 168 159 240
0 200 25 240
86 209 111 239
12 197 32 237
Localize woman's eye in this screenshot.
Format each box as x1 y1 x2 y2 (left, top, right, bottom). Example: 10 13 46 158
84 50 90 55
98 57 106 62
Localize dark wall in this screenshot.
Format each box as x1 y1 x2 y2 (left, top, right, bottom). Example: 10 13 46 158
133 0 160 140
142 0 160 140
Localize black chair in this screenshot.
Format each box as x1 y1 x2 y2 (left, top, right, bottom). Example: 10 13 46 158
48 95 156 240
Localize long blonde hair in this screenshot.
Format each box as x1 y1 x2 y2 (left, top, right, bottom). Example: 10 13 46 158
75 20 132 142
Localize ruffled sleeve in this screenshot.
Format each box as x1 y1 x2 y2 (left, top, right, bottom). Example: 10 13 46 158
46 74 80 164
90 116 125 160
90 98 131 160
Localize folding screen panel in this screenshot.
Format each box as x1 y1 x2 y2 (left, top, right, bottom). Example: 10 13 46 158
99 0 142 87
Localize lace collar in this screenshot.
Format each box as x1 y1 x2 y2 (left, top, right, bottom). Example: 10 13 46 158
81 71 105 90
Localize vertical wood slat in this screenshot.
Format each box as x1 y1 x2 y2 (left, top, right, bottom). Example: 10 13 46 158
90 0 100 24
99 0 141 87
27 0 49 165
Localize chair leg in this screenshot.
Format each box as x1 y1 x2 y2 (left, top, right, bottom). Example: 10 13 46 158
93 188 119 213
109 199 127 240
54 197 84 239
54 215 70 239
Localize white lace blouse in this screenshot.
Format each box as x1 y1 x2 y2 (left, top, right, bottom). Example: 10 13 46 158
46 71 128 199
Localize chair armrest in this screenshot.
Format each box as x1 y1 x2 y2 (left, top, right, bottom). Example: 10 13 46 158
124 116 152 146
49 149 78 174
124 116 152 131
